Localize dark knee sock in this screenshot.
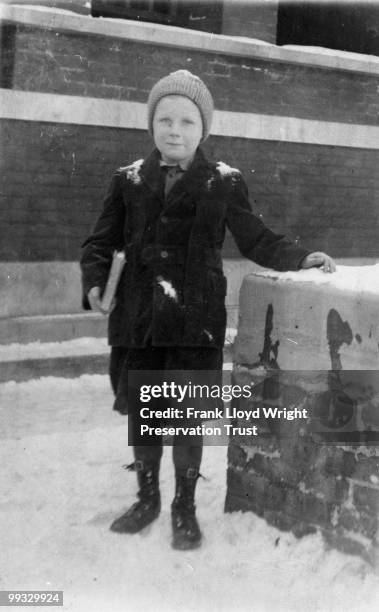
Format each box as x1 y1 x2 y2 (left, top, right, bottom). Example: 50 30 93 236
130 408 162 466
172 438 203 476
134 445 163 467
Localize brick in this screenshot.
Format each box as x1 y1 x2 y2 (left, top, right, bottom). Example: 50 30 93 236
226 466 271 515
351 455 379 483
227 443 248 469
303 472 349 504
263 510 318 537
285 489 332 527
319 447 357 478
262 509 296 533
337 506 378 540
362 404 379 429
263 481 287 510
242 434 280 454
322 529 373 561
352 482 379 514
208 62 231 76
224 492 261 515
280 435 319 474
247 452 302 487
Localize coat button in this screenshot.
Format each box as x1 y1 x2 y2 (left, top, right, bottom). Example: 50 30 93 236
161 216 168 224
160 250 169 259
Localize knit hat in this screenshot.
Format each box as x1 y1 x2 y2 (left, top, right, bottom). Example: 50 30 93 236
147 70 214 141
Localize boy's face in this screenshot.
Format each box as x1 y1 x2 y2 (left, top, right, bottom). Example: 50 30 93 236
152 95 203 165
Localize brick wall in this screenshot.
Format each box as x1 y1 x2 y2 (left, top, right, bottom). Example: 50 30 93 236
1 118 378 261
225 404 379 560
1 12 379 265
5 24 379 125
0 120 149 261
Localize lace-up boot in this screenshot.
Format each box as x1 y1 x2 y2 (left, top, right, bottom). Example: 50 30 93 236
171 467 202 550
110 460 160 533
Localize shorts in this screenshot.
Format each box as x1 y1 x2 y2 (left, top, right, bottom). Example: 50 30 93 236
109 344 223 417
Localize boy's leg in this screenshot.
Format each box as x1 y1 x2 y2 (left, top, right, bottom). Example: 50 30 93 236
110 346 165 534
172 443 202 475
167 347 223 549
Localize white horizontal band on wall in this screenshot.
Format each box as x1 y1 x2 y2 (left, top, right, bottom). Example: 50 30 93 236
1 88 379 150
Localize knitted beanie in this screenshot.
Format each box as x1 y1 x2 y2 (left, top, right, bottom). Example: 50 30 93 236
147 70 214 141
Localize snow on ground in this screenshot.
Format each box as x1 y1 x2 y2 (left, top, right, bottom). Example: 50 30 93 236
1 374 378 612
0 329 237 362
0 337 110 362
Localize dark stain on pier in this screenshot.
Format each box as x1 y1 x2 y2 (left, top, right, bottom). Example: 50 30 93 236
259 304 280 369
315 309 356 437
327 308 353 371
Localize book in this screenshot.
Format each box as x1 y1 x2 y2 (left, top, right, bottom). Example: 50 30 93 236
101 250 126 312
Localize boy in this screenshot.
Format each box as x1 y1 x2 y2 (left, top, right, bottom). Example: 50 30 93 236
80 70 335 550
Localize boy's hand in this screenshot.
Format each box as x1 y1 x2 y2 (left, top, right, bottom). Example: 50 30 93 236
301 252 336 273
88 286 113 315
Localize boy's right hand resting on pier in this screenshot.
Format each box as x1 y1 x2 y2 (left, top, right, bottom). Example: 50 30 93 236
301 251 336 273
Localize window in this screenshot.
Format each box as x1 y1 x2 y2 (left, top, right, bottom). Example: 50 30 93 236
91 0 178 25
91 0 223 33
277 1 379 57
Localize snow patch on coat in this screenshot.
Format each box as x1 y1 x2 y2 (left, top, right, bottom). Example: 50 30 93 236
121 159 144 184
158 279 177 301
216 161 240 178
204 329 214 341
207 161 241 189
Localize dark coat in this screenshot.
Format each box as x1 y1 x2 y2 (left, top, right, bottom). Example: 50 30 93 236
80 148 309 349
